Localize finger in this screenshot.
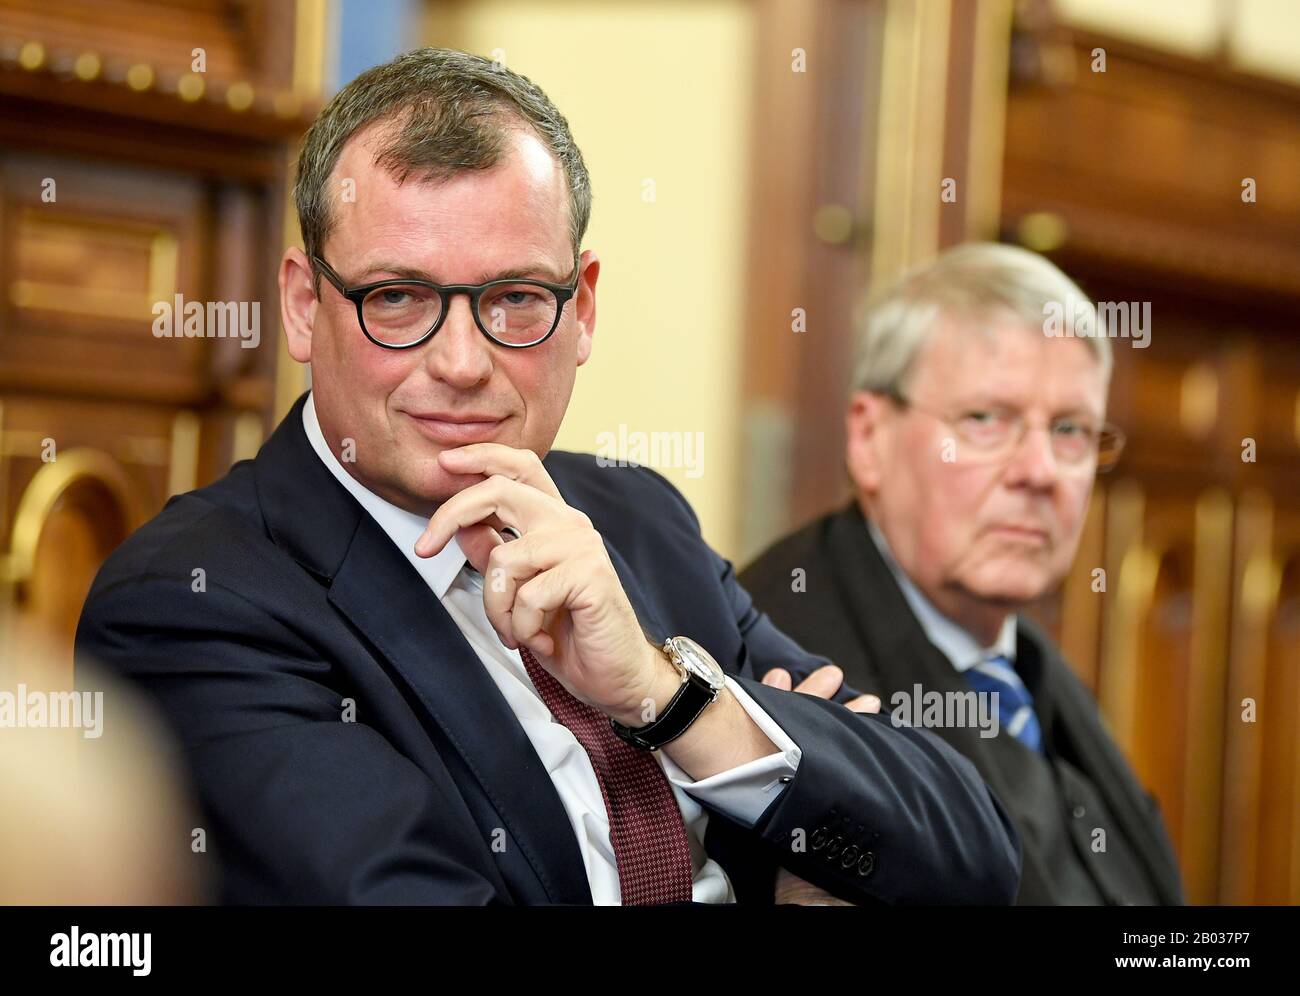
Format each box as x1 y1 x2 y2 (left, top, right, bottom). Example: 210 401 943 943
762 668 793 690
416 475 579 557
511 565 574 658
791 664 844 700
437 444 563 500
480 530 597 649
845 694 881 714
508 556 605 659
457 523 505 576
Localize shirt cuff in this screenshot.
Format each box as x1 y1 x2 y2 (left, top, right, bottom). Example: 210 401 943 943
657 675 801 828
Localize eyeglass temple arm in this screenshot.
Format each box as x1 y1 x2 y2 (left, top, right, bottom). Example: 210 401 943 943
311 255 348 293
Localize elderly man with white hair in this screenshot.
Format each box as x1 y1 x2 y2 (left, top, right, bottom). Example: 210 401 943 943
741 242 1184 905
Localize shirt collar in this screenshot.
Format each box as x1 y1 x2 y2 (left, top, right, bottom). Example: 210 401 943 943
865 517 1017 672
302 390 468 599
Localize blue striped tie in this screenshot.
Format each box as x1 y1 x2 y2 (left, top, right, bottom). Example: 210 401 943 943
964 654 1043 753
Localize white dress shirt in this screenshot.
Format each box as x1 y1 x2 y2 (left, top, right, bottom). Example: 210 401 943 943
865 518 1017 670
302 393 800 903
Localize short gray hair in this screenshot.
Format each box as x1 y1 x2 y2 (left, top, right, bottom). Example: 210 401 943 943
851 242 1111 396
294 47 592 292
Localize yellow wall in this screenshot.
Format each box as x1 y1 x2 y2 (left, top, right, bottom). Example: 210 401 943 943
1053 0 1222 57
1055 0 1300 83
1229 0 1300 84
424 0 755 559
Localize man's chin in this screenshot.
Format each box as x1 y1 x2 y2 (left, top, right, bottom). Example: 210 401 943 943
369 467 476 518
966 560 1059 606
412 468 487 504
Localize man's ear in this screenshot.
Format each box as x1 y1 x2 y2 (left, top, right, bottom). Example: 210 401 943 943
845 390 889 495
279 247 317 364
573 250 599 366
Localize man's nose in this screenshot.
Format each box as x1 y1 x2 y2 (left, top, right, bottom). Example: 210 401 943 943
424 294 493 387
1004 423 1060 488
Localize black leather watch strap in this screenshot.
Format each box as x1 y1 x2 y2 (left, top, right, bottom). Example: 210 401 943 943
609 671 718 751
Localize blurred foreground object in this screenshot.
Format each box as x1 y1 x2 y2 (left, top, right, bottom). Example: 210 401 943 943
0 629 205 904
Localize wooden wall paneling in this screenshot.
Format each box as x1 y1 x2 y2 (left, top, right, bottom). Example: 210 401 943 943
1003 30 1300 303
1252 342 1300 475
787 0 884 534
7 451 139 679
1037 482 1108 694
1 153 208 400
1220 488 1300 905
0 0 323 663
738 0 1016 556
1262 515 1300 904
1004 17 1300 904
738 0 885 560
0 0 295 87
1098 475 1234 903
1184 486 1234 905
1220 488 1274 904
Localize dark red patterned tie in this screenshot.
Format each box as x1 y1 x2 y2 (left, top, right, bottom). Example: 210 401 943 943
518 645 694 904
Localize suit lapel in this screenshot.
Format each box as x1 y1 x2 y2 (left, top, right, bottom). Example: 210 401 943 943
1028 629 1184 902
255 393 592 905
326 516 593 904
824 502 1183 903
823 504 998 762
821 504 1062 902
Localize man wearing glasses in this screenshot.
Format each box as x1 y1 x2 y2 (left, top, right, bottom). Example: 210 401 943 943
76 49 1021 905
741 243 1184 905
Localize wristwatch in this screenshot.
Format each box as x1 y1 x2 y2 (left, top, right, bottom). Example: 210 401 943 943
610 636 728 750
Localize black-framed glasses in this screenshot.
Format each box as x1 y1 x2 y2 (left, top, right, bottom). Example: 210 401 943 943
312 254 581 349
887 390 1126 472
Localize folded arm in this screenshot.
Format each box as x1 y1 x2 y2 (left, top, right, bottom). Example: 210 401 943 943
706 530 1021 904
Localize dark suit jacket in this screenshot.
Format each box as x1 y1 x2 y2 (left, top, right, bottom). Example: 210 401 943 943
74 393 1020 905
739 501 1184 905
